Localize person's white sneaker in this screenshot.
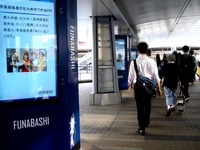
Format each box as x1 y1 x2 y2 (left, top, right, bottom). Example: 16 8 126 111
185 98 189 102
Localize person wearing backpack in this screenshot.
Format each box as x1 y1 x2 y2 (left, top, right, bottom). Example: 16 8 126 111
128 42 162 135
179 45 195 102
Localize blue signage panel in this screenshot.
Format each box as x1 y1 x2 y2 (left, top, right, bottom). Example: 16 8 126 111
0 0 80 150
130 47 137 60
115 35 129 90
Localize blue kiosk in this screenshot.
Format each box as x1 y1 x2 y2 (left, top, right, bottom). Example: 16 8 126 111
115 35 129 90
115 35 137 90
0 0 80 150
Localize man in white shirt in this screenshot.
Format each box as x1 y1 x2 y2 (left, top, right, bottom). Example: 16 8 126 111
128 42 162 135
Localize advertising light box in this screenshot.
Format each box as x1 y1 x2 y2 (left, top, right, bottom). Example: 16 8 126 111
0 0 57 102
116 39 125 71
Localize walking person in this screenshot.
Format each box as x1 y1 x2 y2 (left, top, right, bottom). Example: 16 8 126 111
155 54 162 79
161 53 168 67
179 45 195 102
128 42 162 135
189 49 197 84
161 54 179 116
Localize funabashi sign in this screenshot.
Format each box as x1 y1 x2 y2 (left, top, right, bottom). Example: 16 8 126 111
0 0 57 101
13 116 50 130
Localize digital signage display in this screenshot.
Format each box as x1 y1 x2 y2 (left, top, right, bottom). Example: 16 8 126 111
0 0 57 102
115 39 125 70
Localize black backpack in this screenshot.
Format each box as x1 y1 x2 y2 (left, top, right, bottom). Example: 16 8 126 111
179 54 194 79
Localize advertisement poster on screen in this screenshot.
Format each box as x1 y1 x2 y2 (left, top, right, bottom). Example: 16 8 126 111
0 0 57 102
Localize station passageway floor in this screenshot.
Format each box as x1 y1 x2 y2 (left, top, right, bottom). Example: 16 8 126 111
79 81 200 150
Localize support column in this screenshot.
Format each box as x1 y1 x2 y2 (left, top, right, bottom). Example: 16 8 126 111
89 16 121 105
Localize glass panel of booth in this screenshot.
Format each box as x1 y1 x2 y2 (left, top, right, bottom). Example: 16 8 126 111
97 67 114 93
0 0 57 102
97 21 114 93
97 22 113 66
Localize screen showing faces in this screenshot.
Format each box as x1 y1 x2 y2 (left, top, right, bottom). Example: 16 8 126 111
0 0 57 102
115 39 125 70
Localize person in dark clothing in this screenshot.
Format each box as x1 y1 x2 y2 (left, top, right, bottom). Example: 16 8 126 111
189 49 197 84
179 45 195 102
172 51 180 67
162 54 179 116
162 53 168 66
160 53 168 77
156 54 162 79
147 49 151 57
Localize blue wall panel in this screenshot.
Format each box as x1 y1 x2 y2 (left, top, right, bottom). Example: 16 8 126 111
0 0 80 149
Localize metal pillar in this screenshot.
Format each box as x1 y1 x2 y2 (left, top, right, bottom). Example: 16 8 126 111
89 16 121 105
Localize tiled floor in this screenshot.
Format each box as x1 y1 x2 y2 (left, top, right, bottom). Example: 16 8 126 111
79 82 200 150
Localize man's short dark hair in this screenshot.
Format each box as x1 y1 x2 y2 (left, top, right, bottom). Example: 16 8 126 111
137 42 148 54
182 45 189 53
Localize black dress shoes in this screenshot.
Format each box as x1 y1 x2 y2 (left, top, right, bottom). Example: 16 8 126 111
136 129 145 135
